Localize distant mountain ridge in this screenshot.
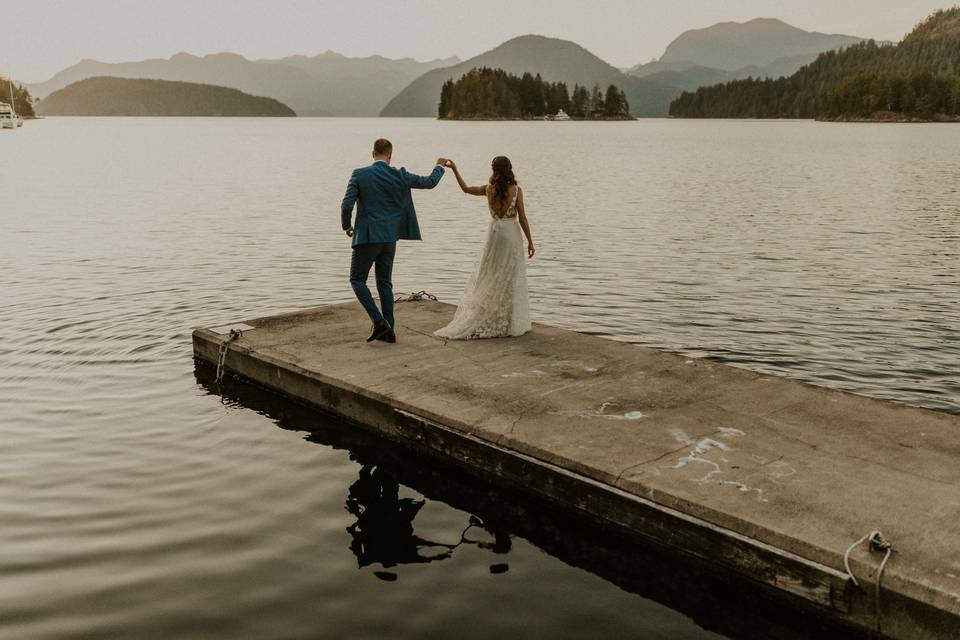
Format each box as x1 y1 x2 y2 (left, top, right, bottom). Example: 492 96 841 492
381 35 679 117
36 77 296 116
626 18 862 91
27 51 459 116
28 17 866 119
658 18 861 70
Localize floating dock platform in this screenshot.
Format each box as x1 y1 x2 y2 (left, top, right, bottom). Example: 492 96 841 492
193 301 960 639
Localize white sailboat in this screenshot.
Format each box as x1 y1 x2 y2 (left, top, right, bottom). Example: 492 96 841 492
0 102 14 129
1 77 21 129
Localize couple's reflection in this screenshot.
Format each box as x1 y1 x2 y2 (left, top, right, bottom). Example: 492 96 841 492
345 464 511 580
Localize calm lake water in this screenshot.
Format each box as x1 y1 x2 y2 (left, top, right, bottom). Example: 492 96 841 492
2 117 958 639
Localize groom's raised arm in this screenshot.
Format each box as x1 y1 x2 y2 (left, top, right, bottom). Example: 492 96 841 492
400 164 444 190
341 170 359 230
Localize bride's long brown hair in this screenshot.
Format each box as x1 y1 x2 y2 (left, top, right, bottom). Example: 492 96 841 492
489 156 517 208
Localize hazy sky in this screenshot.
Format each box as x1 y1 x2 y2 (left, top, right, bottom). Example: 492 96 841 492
5 0 952 82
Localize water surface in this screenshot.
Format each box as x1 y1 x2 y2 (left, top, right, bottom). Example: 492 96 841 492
2 117 957 639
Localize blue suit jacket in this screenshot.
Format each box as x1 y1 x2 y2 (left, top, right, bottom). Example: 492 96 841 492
341 160 445 247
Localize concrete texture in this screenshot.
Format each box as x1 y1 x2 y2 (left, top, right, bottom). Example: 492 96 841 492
193 301 960 639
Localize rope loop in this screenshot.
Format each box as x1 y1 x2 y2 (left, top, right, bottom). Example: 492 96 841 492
843 529 894 637
395 291 439 303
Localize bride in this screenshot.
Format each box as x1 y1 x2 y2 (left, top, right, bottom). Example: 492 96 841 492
434 156 535 340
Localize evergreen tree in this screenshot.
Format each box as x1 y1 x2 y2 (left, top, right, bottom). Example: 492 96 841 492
603 84 631 118
544 80 570 114
438 79 454 118
532 73 546 117
590 83 605 117
570 84 589 118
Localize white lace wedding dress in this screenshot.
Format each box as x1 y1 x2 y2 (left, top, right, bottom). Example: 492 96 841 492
435 186 531 339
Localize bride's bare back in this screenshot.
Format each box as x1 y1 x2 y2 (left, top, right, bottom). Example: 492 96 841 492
488 185 519 219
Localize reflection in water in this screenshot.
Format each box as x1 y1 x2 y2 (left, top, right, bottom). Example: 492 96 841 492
345 464 510 580
201 368 869 640
346 465 443 569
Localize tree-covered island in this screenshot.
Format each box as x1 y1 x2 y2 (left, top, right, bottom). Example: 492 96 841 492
438 67 633 120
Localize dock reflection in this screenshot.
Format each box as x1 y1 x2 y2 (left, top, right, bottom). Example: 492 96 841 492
195 364 867 640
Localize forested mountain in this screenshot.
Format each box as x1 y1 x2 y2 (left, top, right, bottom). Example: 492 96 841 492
669 8 960 119
438 68 631 119
820 69 960 120
27 52 457 116
1 78 35 116
626 19 863 95
381 35 678 117
36 77 295 116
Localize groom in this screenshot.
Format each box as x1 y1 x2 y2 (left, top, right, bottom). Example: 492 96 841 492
341 138 446 343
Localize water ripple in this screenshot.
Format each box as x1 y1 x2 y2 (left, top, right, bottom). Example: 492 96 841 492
1 117 957 640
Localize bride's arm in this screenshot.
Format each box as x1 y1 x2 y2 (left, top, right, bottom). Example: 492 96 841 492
445 160 487 196
516 188 535 258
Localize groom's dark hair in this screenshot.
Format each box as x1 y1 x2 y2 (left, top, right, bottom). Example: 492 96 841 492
373 138 392 156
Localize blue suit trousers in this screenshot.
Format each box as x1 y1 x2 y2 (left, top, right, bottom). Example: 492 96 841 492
350 242 396 328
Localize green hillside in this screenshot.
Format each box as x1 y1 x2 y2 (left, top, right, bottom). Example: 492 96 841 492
37 77 296 116
669 7 960 120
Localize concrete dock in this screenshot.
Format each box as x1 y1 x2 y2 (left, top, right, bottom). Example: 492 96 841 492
193 301 960 639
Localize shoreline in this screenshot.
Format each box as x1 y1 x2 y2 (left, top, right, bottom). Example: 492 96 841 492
439 116 636 122
814 111 960 124
669 114 959 123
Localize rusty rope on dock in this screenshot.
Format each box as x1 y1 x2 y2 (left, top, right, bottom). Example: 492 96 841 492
215 328 244 385
394 291 439 303
843 529 894 638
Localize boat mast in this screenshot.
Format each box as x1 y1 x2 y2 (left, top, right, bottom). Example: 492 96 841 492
8 78 15 117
